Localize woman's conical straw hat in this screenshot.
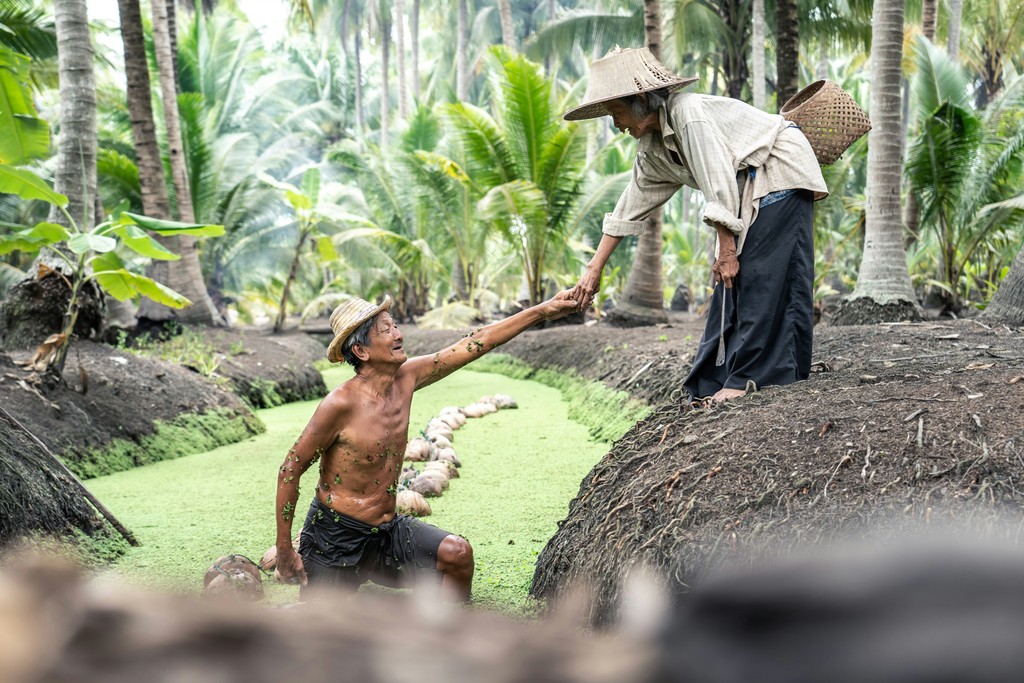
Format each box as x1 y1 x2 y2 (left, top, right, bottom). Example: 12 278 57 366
563 47 698 121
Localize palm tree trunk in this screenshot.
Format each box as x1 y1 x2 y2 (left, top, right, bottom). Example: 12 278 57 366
982 244 1024 324
411 0 419 99
831 0 922 325
395 0 407 120
752 0 766 109
947 0 963 60
921 0 937 40
775 0 799 109
457 0 468 100
275 230 308 333
612 0 668 326
49 0 97 234
355 6 364 131
117 0 169 219
498 0 516 50
340 0 350 55
142 0 221 325
46 0 97 375
816 42 829 80
380 7 391 148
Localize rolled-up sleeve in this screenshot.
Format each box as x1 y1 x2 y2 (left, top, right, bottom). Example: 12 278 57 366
602 159 681 237
675 120 744 235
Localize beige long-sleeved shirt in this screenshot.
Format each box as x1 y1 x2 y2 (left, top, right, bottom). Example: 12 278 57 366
603 92 828 255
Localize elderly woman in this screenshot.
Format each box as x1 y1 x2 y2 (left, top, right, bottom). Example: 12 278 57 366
566 47 828 403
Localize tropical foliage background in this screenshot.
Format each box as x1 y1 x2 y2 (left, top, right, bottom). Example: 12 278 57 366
2 0 1024 332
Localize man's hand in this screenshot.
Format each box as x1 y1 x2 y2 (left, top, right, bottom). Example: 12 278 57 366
274 545 308 586
713 250 740 289
541 291 584 320
568 265 602 310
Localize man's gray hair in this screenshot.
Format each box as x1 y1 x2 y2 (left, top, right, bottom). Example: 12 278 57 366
624 87 671 119
342 314 380 371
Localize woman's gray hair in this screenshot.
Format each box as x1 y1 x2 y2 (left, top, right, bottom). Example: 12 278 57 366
623 87 671 119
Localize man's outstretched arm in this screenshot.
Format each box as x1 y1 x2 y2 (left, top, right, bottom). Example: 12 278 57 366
403 292 579 390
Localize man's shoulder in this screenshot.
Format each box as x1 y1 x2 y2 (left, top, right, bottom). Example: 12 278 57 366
319 382 357 414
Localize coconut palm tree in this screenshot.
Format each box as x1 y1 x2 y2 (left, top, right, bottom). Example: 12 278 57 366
442 50 595 305
752 0 766 109
904 42 1024 314
831 0 923 325
116 0 170 221
960 0 1024 108
982 194 1024 324
0 0 57 89
497 0 515 49
613 0 668 325
948 0 963 59
457 0 468 100
775 0 799 106
48 0 96 234
141 0 221 325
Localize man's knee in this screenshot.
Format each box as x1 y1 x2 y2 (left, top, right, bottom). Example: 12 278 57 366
437 535 473 576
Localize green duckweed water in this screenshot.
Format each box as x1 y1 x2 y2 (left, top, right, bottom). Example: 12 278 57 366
87 365 611 613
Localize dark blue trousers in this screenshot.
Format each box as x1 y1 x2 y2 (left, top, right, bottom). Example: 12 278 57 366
684 190 814 400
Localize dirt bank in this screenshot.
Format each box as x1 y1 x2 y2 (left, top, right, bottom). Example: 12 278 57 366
407 316 1024 626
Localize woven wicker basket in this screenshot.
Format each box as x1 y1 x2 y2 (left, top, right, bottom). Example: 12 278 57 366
780 80 871 165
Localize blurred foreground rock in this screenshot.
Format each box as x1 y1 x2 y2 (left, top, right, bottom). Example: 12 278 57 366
5 540 1024 683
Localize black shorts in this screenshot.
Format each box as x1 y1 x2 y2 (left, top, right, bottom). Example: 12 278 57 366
297 497 452 595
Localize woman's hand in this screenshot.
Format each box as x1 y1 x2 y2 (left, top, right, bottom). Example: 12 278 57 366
713 228 740 289
713 249 740 288
568 265 602 310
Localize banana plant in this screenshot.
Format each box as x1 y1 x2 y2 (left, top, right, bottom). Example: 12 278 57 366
0 165 224 375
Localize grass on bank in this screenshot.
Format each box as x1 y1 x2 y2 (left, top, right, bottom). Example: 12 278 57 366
87 365 612 614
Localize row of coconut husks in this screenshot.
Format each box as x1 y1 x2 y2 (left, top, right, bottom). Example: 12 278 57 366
394 394 517 517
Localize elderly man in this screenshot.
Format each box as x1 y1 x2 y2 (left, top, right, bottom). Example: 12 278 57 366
566 47 828 403
274 292 578 601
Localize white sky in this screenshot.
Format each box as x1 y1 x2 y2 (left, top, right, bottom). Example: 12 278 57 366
86 0 290 51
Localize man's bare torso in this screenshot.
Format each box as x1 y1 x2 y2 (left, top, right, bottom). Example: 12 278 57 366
311 373 415 527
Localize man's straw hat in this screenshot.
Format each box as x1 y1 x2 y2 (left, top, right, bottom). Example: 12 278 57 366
563 47 698 121
326 295 393 363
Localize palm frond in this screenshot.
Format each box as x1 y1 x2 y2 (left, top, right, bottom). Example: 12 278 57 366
524 10 642 66
96 149 142 214
442 102 516 188
911 35 972 118
495 50 558 181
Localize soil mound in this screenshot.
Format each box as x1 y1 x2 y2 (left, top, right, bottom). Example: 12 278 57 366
529 318 1024 625
405 317 1024 627
203 328 327 408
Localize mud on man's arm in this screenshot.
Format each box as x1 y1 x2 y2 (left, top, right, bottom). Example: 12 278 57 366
274 393 348 584
404 291 579 390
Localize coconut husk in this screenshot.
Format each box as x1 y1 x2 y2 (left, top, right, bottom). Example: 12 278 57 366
434 449 461 468
440 412 466 429
404 437 432 462
417 469 450 490
396 489 432 517
399 466 419 486
409 475 444 497
425 460 459 478
461 404 486 418
426 433 453 450
203 555 264 601
426 420 455 439
494 394 518 409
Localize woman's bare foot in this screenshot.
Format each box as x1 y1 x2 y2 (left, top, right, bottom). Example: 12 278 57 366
711 387 746 402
